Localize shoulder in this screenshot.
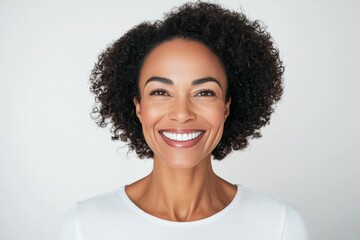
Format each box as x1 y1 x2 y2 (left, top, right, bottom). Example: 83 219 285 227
58 202 81 240
76 189 121 213
74 188 131 223
236 185 287 216
235 185 309 240
58 188 122 240
282 205 310 240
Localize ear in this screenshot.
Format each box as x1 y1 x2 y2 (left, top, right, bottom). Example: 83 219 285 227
224 97 231 119
133 97 142 122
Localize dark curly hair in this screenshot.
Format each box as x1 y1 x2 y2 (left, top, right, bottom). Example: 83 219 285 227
89 1 284 160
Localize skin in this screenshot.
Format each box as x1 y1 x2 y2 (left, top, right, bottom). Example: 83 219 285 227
127 38 237 222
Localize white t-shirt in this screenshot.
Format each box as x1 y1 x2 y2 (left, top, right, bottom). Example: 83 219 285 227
58 184 309 240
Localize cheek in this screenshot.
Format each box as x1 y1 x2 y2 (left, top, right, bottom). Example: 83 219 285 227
140 102 166 127
200 103 226 127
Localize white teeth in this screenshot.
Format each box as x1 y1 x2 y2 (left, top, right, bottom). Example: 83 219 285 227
162 131 203 141
177 134 182 141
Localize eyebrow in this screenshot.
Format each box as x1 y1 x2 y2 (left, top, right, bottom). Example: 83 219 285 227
145 77 173 86
144 76 222 89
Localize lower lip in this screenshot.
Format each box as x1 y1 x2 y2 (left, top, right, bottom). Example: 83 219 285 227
160 132 205 148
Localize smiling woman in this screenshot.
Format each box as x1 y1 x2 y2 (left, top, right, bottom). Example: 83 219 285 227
59 2 309 240
134 39 229 169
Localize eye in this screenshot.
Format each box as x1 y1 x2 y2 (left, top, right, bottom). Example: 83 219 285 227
196 89 216 97
149 88 170 96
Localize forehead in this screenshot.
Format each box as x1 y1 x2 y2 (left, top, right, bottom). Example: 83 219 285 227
139 38 227 85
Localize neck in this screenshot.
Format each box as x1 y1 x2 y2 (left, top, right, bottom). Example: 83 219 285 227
125 155 236 222
150 155 218 206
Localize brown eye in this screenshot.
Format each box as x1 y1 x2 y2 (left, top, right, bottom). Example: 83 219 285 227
196 89 216 97
149 88 170 96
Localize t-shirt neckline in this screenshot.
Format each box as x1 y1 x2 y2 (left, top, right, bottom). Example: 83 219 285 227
118 184 243 227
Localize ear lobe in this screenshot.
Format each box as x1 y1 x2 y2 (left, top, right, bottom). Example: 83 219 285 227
133 97 142 122
225 98 231 118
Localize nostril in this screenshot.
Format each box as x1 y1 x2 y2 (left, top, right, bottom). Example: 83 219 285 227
168 111 196 122
167 102 196 122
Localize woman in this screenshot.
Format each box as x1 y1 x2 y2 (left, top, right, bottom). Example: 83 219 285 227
59 2 309 239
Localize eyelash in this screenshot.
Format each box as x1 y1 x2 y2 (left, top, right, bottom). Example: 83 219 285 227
196 89 216 97
149 88 169 96
149 88 216 97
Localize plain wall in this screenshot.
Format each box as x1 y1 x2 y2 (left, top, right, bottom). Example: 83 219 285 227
1 0 359 239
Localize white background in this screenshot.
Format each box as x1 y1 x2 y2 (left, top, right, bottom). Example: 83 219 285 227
1 0 359 239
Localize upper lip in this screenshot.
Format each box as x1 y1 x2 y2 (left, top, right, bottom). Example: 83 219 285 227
159 129 205 134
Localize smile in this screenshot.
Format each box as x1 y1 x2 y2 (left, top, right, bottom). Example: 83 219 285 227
159 130 205 148
161 131 203 141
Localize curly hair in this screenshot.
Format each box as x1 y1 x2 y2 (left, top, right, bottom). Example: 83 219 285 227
89 1 284 160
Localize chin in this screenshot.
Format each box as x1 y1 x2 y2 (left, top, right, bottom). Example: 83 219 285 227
156 152 210 170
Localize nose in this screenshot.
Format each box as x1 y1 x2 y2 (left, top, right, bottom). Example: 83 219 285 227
168 96 196 123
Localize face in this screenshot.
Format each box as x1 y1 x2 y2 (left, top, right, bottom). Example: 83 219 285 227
134 39 230 169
